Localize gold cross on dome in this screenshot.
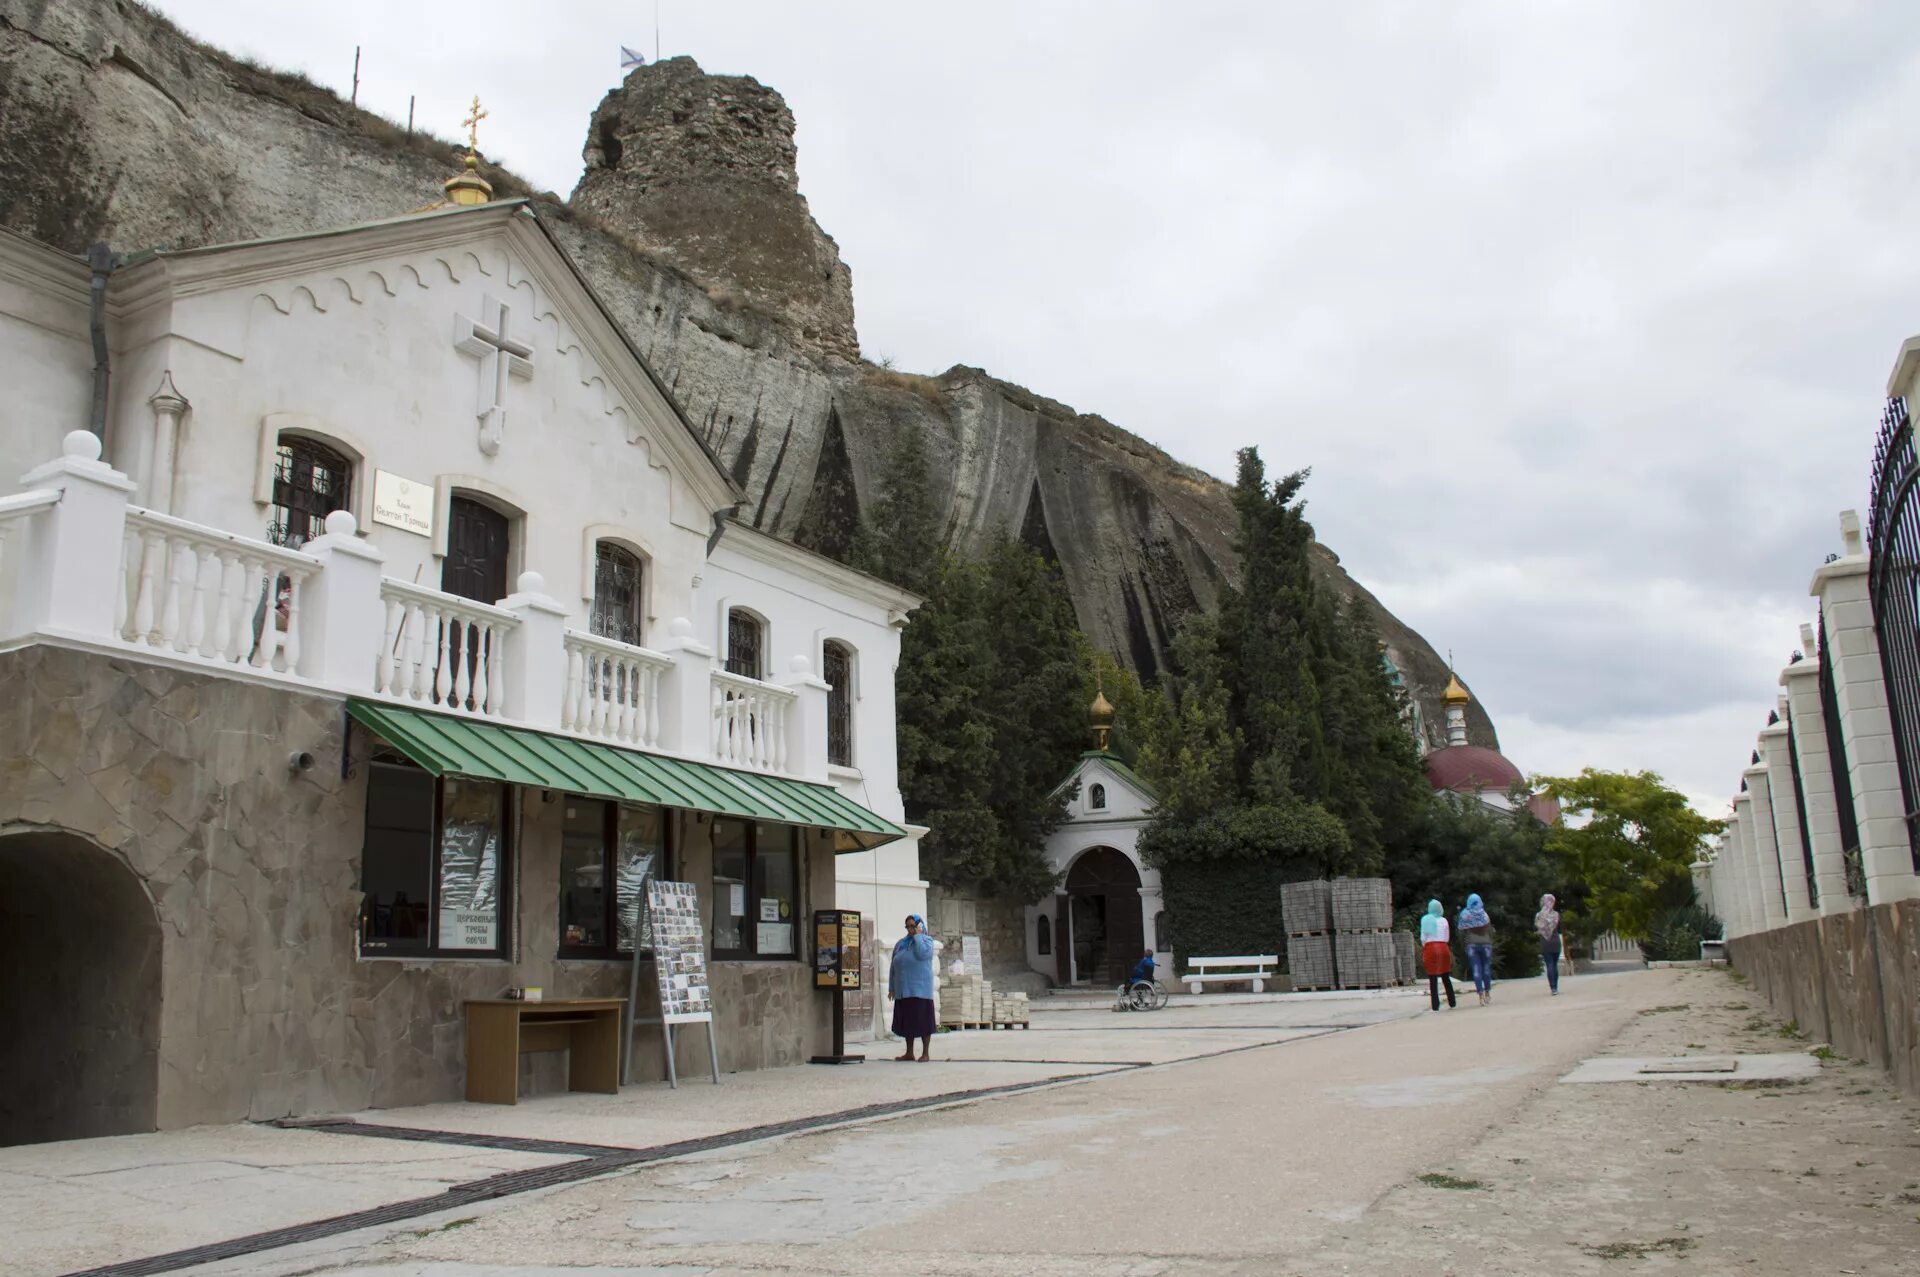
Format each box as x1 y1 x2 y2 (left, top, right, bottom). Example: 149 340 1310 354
462 96 489 155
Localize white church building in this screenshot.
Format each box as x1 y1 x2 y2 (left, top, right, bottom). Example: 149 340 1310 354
0 166 924 1141
1022 695 1171 986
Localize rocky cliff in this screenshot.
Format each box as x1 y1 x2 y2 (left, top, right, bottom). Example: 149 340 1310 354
0 0 1497 750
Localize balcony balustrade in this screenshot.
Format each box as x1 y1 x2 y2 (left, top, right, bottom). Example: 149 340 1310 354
1 432 829 781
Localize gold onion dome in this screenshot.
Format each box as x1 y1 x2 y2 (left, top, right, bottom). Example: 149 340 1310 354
1442 672 1471 706
1090 689 1115 751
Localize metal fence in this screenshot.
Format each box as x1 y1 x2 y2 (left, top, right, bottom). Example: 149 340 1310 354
1817 606 1867 898
1867 395 1920 874
1784 705 1819 911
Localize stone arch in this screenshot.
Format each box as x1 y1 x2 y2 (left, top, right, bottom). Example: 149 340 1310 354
0 826 162 1146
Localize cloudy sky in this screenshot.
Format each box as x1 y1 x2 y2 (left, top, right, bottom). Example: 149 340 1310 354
156 0 1920 816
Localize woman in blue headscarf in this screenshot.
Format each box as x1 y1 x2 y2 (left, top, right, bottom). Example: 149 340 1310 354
889 913 937 1061
1458 893 1494 1006
1419 899 1456 1011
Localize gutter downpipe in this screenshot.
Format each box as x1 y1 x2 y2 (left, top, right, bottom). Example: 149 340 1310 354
86 242 116 443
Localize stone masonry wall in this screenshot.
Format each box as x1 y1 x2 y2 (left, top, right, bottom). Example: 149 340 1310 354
0 646 832 1131
926 885 1044 993
1729 900 1920 1097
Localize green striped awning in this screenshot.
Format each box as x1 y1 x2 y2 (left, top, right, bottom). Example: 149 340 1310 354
346 701 906 852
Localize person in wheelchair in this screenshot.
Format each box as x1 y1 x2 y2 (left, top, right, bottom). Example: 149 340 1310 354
1127 950 1156 988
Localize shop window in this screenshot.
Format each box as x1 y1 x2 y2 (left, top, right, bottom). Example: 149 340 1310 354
823 640 853 767
1089 783 1107 811
359 763 508 957
726 609 764 679
268 435 352 549
1037 914 1052 956
559 800 669 959
712 819 799 960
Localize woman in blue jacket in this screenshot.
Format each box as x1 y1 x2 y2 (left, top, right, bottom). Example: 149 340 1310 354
890 913 937 1061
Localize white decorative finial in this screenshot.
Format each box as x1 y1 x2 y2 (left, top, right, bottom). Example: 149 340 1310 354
516 570 546 595
789 654 812 676
669 617 694 639
1799 623 1816 659
63 430 101 461
323 509 357 538
1840 509 1864 557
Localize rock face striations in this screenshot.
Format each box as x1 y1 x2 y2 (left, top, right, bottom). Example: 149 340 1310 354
0 0 1497 749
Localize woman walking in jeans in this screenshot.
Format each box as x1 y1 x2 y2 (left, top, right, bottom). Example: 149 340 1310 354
1535 894 1563 995
1458 893 1495 1006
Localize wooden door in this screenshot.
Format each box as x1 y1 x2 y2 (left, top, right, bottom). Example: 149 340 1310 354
441 498 510 710
442 497 510 604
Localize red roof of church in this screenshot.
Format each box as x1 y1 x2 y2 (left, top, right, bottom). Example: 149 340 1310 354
1526 792 1563 825
1424 745 1524 795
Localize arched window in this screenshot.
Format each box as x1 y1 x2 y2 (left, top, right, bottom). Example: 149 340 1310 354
1089 783 1107 811
590 541 646 647
268 436 352 548
1037 914 1052 956
726 608 764 679
823 641 853 767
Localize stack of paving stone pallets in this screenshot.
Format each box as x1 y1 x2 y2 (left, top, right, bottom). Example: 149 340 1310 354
991 992 1031 1029
1330 877 1397 988
1282 879 1335 990
1393 930 1418 985
938 973 993 1028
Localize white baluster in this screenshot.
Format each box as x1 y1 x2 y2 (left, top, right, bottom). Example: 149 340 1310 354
485 622 504 717
773 698 788 772
159 537 188 652
561 646 580 730
115 530 133 639
183 547 210 656
132 530 163 646
280 571 304 673
203 553 233 660
410 603 433 702
244 557 273 668
376 598 400 693
430 606 451 706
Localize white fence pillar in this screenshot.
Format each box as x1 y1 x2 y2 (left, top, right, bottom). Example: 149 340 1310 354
658 617 715 761
1812 510 1920 906
778 654 831 784
298 510 387 689
1782 633 1856 916
1731 799 1762 937
15 432 136 641
1758 715 1815 923
1743 764 1789 930
499 572 568 728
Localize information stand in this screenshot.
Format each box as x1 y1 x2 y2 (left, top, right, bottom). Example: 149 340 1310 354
809 908 864 1065
623 880 720 1088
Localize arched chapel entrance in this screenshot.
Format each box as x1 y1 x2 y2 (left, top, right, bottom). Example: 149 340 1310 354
0 828 162 1146
1060 846 1143 985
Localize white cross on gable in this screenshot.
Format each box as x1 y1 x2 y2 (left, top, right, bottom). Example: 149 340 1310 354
454 295 534 456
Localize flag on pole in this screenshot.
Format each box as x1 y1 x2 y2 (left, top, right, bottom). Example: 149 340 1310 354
620 46 646 70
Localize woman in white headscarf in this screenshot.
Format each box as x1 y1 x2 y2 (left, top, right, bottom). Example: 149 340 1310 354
1535 894 1563 996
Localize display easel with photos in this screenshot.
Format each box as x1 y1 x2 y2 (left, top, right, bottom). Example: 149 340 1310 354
623 880 721 1088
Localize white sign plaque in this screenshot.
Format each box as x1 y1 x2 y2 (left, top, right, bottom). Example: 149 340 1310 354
372 469 434 537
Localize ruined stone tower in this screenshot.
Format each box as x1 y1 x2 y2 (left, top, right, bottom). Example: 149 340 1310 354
574 57 860 363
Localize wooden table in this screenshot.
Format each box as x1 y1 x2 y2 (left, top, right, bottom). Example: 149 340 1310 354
464 997 625 1105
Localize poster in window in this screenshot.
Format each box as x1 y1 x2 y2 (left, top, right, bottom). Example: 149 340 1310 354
728 882 746 916
757 922 793 954
759 897 781 923
646 880 712 1022
437 815 500 951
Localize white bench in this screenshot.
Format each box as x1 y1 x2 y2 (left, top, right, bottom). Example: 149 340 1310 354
1183 954 1278 995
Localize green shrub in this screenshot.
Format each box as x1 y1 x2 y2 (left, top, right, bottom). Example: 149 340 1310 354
1162 859 1297 973
1640 905 1723 963
1493 930 1542 979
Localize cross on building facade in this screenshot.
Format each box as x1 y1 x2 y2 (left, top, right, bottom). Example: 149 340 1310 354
454 295 534 455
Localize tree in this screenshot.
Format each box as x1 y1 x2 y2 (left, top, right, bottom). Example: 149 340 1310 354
1533 769 1726 942
852 423 942 596
1385 793 1556 978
